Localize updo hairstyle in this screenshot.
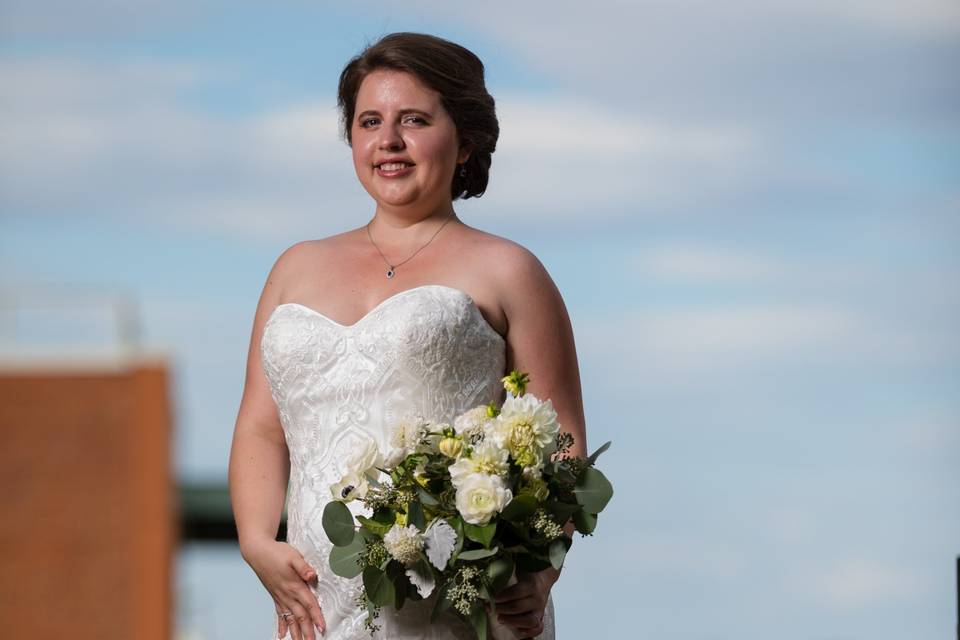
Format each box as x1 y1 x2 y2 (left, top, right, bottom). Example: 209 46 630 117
337 32 499 200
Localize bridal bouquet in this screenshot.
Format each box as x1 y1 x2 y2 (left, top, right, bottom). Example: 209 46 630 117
321 370 613 639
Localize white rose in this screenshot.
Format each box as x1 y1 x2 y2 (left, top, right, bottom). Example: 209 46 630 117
345 437 381 476
454 473 512 525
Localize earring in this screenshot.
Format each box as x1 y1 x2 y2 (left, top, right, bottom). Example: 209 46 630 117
459 164 467 178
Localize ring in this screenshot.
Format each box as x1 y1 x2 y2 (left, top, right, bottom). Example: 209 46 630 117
280 612 293 620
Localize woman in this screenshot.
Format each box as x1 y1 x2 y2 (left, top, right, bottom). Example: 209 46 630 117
229 32 587 640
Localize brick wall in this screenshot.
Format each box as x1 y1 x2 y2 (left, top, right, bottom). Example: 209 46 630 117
0 360 174 640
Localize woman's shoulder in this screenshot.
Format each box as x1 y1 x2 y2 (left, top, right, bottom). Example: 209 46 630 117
272 231 360 266
461 226 551 287
267 232 359 289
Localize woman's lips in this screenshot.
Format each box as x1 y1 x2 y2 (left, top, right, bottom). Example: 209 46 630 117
376 162 414 178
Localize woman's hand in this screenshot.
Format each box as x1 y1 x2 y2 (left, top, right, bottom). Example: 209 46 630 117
241 537 327 639
492 566 559 639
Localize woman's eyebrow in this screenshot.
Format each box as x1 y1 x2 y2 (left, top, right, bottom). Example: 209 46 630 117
356 108 433 120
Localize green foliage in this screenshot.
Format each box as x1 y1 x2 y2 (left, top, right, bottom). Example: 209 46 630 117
457 547 499 561
499 494 537 522
469 601 489 640
322 501 356 546
486 555 514 593
573 467 614 514
362 566 395 607
430 580 453 622
328 535 366 578
407 499 426 531
572 509 597 535
357 515 392 536
464 522 497 548
586 440 612 466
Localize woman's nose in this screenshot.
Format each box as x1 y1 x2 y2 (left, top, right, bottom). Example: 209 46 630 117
377 123 404 150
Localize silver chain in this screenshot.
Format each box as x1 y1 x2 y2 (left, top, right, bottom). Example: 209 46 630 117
366 212 456 278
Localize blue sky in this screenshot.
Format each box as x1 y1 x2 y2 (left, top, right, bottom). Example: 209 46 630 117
2 1 958 639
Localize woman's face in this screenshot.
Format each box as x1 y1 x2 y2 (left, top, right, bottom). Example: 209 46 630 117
351 69 469 213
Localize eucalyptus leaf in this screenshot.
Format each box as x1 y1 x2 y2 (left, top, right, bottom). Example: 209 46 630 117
321 501 356 546
572 509 597 535
572 467 613 514
328 534 365 578
586 440 612 466
362 566 395 607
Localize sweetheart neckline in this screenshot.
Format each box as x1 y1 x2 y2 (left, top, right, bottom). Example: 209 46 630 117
269 284 506 344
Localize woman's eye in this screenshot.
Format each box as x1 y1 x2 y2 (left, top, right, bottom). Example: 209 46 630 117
359 117 379 128
403 115 427 125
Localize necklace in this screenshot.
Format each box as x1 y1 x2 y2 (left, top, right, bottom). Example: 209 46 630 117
366 212 456 279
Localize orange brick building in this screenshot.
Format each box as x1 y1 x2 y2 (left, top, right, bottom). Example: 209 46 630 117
0 358 175 640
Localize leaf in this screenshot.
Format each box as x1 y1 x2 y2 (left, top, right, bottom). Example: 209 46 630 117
430 581 453 623
362 566 395 607
469 602 489 640
404 557 436 598
486 556 513 593
499 495 537 522
544 500 581 523
572 467 613 514
357 515 392 536
321 501 356 546
586 440 612 466
417 487 440 507
449 516 466 559
424 518 457 570
328 534 365 578
549 539 568 570
457 546 499 561
407 500 426 531
572 509 597 535
464 522 497 548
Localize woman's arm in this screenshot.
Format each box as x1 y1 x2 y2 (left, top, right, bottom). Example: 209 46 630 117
489 240 587 637
228 245 295 553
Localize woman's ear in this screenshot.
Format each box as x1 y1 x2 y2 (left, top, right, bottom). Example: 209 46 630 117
457 143 474 165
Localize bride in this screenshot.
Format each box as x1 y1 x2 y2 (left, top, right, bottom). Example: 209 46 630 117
228 32 587 640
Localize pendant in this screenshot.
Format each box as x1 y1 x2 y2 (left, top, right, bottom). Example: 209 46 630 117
386 267 395 278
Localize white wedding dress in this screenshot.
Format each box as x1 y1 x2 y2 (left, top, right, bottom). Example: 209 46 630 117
259 284 556 640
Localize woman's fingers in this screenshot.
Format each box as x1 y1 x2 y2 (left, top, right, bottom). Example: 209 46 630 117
292 556 318 583
274 600 290 639
497 611 542 635
494 594 538 615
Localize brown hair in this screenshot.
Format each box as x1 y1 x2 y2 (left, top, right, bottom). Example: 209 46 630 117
337 32 499 200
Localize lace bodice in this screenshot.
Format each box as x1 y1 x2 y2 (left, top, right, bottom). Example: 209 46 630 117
259 284 555 639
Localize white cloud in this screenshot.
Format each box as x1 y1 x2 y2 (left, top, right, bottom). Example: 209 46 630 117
0 57 772 237
630 245 789 283
816 559 925 609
